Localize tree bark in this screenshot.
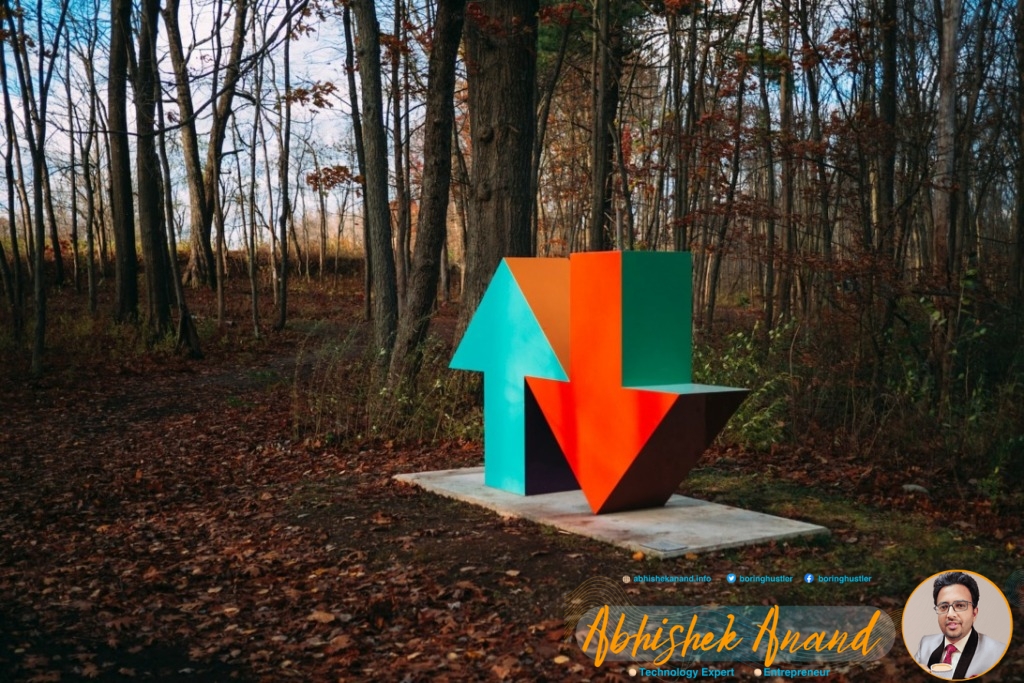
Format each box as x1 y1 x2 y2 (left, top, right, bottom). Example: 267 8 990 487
386 0 466 392
135 0 173 336
0 33 25 340
351 0 399 370
392 0 409 310
274 0 292 331
164 0 250 289
931 0 962 407
458 0 538 339
109 0 139 322
65 42 80 292
756 0 777 334
343 4 372 322
8 0 71 372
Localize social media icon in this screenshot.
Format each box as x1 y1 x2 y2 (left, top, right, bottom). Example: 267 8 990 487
727 573 737 584
804 573 815 583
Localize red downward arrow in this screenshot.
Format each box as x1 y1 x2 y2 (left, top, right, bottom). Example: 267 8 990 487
528 252 747 514
527 253 677 513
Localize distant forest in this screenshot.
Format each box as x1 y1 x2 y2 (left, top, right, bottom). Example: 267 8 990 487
1 0 1023 489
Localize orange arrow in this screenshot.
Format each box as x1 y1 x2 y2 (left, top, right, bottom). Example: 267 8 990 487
528 252 747 514
527 252 677 513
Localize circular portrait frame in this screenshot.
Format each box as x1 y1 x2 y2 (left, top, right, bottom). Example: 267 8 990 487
902 569 1013 680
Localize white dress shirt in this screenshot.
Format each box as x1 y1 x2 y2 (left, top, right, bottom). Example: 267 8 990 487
942 628 973 671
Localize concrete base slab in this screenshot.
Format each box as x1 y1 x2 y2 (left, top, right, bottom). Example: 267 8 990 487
394 467 829 558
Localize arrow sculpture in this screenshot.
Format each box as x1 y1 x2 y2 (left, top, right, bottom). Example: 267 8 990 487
452 251 748 514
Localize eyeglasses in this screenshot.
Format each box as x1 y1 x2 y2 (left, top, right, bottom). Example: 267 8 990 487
934 601 974 613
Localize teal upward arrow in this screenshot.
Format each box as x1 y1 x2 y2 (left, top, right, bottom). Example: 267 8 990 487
450 260 569 494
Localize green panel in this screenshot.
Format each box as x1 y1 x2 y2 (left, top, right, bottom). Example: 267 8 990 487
621 251 692 387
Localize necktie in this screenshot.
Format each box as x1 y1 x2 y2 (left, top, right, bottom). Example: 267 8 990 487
942 643 957 665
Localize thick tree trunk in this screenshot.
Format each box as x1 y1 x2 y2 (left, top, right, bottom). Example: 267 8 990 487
931 0 962 408
588 0 623 253
109 0 139 322
135 0 172 336
458 0 538 340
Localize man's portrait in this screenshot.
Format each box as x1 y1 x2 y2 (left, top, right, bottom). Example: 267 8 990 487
903 570 1012 679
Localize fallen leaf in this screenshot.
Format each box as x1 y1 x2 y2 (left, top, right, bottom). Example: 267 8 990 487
326 634 352 653
308 610 336 623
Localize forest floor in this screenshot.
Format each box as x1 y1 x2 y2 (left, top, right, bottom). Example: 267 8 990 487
1 271 1023 682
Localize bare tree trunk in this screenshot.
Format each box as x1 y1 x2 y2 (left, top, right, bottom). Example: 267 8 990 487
0 34 25 340
65 42 80 292
931 0 962 407
392 0 409 309
439 238 450 303
165 0 252 289
351 0 399 369
386 0 466 391
274 0 292 331
134 0 173 336
778 0 795 321
756 0 777 334
588 0 617 252
7 0 71 372
933 0 960 278
310 146 327 278
94 135 111 276
343 4 372 322
109 0 139 322
41 159 64 287
797 0 832 306
10 120 33 280
216 177 227 326
162 0 214 287
245 115 261 336
157 85 202 357
459 0 538 339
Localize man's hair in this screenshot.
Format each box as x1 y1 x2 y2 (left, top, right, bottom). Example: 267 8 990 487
933 571 980 606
